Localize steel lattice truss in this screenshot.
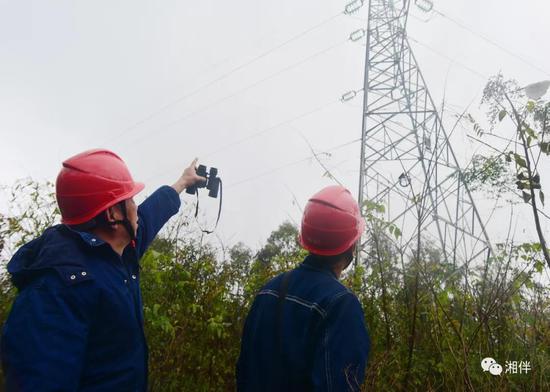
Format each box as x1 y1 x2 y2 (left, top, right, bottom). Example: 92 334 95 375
358 0 492 265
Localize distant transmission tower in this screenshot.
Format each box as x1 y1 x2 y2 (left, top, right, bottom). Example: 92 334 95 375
356 0 493 266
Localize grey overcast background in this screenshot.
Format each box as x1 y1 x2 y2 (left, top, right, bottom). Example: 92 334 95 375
1 0 549 251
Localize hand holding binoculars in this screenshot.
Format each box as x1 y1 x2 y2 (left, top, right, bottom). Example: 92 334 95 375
186 165 220 198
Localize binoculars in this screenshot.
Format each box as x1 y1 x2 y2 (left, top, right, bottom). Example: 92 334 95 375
186 165 220 198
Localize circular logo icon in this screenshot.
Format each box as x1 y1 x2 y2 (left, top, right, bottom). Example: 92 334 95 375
481 357 496 372
489 363 503 376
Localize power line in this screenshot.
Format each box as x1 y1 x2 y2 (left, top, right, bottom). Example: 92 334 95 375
225 137 361 189
143 98 339 183
408 36 488 80
349 9 550 78
126 39 348 148
350 17 489 80
104 11 343 145
358 35 489 80
146 132 360 192
203 100 339 159
433 10 550 78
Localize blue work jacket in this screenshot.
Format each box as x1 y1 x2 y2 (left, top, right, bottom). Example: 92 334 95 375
236 256 371 391
1 185 181 392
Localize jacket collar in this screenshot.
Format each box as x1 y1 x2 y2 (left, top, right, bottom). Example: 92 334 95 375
61 225 107 248
299 254 339 279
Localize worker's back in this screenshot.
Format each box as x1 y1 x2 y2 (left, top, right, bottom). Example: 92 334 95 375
236 254 370 392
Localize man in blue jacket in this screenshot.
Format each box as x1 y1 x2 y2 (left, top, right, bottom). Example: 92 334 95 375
1 149 204 392
237 185 371 391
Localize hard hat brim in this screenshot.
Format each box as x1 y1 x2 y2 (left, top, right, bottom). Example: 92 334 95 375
61 182 145 226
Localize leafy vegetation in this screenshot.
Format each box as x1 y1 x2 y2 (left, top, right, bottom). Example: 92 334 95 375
0 179 549 391
479 74 550 268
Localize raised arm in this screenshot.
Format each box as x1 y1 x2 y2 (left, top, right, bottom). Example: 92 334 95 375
135 159 205 257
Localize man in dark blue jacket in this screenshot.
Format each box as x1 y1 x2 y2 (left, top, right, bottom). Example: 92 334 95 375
1 149 204 392
237 185 371 391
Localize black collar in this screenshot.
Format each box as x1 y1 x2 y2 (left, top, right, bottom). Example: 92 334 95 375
300 254 338 279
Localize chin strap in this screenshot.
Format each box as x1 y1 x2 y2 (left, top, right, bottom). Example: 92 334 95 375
342 247 355 270
110 201 136 247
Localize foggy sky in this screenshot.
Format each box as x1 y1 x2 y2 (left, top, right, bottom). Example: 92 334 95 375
1 0 549 250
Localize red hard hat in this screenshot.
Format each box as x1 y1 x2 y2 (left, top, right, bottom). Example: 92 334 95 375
56 149 144 225
299 185 365 256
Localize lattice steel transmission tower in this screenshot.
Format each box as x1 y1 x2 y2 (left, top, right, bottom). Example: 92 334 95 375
357 0 493 266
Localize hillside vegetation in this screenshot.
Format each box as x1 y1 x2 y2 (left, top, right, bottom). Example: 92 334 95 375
0 180 549 391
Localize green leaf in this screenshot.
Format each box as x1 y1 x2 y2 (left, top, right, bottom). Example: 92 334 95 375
393 226 402 238
498 110 507 122
540 142 550 155
522 191 532 203
514 153 527 169
362 200 385 214
525 126 537 139
535 260 544 273
515 180 526 190
526 100 535 113
540 190 545 206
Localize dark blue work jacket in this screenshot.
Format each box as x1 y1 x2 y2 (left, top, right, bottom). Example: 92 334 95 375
1 185 181 392
236 256 371 391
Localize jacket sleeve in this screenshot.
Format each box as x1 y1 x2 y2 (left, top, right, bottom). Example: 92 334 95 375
236 297 261 391
135 185 181 258
311 292 370 392
236 305 252 391
1 276 96 392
